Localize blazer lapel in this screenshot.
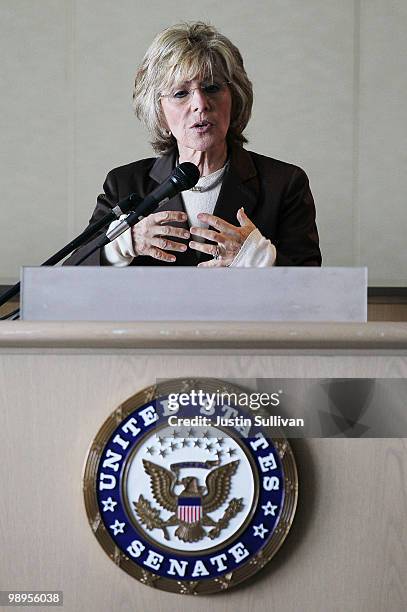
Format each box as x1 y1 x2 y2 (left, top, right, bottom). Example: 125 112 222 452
199 146 259 262
149 150 185 213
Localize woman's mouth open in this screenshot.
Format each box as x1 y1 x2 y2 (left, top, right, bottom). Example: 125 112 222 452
191 120 213 133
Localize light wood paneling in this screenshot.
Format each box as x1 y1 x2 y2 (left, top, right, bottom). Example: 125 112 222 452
0 344 406 611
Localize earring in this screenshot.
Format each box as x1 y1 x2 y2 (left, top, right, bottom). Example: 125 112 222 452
165 129 172 136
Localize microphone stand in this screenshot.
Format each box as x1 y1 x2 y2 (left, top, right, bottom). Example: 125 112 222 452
0 193 142 314
0 161 200 320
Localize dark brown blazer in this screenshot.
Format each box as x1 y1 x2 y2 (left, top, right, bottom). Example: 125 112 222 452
64 145 321 267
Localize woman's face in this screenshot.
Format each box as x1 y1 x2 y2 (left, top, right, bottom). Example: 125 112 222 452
160 77 232 156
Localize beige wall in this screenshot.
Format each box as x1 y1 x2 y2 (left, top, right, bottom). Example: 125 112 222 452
0 1 406 285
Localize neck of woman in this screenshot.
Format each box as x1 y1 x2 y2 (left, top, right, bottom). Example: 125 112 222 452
178 142 228 177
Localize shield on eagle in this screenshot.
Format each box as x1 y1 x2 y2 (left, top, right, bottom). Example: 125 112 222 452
177 496 202 524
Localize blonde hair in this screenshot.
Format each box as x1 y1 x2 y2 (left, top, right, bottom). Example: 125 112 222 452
133 22 253 154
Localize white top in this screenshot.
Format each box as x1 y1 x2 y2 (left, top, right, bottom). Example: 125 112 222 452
182 165 226 231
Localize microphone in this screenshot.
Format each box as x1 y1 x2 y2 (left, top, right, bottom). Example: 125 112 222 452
99 162 200 246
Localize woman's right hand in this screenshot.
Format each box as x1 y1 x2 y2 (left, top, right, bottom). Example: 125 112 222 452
131 211 190 262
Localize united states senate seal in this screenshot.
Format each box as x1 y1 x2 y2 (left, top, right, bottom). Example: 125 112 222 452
83 379 298 594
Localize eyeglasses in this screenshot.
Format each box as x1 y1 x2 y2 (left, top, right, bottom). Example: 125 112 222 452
160 81 230 104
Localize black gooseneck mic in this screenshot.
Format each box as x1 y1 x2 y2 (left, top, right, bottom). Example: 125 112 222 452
0 162 200 313
97 162 200 247
0 192 144 310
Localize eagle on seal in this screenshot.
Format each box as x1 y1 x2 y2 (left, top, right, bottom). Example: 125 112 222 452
136 458 241 543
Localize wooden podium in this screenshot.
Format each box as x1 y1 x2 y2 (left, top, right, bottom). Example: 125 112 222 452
0 321 406 611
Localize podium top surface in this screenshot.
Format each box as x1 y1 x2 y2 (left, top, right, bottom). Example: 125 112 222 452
0 321 405 350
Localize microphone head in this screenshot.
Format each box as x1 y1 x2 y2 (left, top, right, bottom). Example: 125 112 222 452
172 162 200 190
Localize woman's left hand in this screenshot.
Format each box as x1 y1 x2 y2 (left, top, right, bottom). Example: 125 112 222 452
189 207 256 267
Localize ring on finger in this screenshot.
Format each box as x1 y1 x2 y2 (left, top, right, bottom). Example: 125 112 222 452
213 245 224 260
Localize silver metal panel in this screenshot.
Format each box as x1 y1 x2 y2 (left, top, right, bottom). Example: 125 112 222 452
21 267 367 322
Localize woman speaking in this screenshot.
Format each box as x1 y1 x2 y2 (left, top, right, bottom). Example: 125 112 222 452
67 22 321 268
